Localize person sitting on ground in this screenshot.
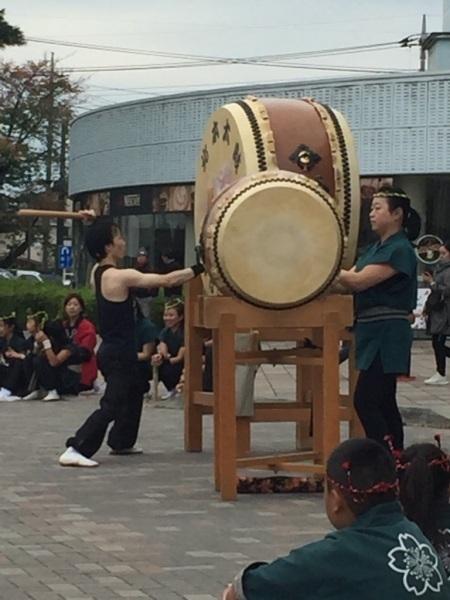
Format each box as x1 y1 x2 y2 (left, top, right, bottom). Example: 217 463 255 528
398 440 450 577
151 298 184 400
0 312 28 401
28 320 82 402
223 438 449 600
21 310 48 400
61 293 98 392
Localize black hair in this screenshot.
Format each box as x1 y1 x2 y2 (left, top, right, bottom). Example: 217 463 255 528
399 443 450 545
85 219 120 261
43 320 68 352
161 247 175 260
63 293 86 318
327 438 399 516
0 314 18 331
376 185 421 241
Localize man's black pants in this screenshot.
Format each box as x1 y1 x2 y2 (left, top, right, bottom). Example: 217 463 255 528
66 345 143 458
354 353 404 450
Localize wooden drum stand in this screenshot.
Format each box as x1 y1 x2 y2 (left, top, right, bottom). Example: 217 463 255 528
184 278 363 501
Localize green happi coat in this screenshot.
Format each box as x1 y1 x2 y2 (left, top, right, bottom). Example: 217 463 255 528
436 501 450 580
233 502 450 599
354 231 417 373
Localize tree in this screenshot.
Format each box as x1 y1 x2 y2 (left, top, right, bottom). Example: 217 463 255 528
0 59 84 268
0 9 25 48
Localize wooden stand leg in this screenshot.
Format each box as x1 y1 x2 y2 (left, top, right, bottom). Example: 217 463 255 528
322 315 341 459
184 278 206 452
213 329 221 492
296 362 313 450
216 313 237 501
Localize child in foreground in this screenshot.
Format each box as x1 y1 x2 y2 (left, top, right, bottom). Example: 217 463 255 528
399 439 450 577
223 438 449 599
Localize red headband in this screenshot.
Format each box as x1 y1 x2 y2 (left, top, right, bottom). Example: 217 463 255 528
328 460 399 504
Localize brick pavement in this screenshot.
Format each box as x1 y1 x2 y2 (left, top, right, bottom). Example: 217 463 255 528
0 340 448 599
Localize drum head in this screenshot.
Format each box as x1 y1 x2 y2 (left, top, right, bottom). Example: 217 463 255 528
203 171 344 308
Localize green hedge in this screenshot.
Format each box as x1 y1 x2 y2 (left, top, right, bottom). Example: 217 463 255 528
0 280 167 330
0 280 96 326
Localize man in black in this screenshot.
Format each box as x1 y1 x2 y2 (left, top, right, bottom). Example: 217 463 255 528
59 220 203 467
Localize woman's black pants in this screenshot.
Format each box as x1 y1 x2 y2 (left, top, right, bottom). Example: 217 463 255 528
66 345 143 458
432 334 450 376
354 353 404 450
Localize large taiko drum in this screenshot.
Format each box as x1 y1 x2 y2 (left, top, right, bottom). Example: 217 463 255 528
195 95 360 308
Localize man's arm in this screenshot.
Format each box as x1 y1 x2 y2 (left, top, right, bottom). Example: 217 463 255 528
120 265 203 290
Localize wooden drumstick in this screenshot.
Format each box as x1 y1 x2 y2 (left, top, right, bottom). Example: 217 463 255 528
17 209 84 219
16 209 98 220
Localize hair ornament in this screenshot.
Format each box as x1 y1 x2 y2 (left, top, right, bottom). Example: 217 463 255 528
0 311 16 320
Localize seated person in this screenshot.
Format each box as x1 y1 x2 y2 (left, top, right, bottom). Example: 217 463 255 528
223 438 449 600
398 440 450 577
28 320 82 402
0 312 28 401
61 293 98 391
151 298 184 400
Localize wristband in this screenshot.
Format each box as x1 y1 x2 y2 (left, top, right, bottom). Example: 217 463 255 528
190 263 205 277
42 339 52 350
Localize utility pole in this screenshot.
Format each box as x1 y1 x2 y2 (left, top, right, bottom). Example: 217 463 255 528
419 14 427 71
46 52 55 184
44 52 54 272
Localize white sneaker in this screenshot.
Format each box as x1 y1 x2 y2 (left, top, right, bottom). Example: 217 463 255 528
93 379 106 394
160 388 177 400
42 389 61 402
0 387 12 399
22 390 42 401
424 373 449 385
59 447 99 468
0 392 20 402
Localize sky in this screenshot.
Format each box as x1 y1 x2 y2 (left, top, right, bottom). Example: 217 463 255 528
1 0 445 114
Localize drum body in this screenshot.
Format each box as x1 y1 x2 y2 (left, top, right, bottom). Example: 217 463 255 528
195 95 360 308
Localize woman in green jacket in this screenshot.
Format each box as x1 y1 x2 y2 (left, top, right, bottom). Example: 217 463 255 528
338 187 419 450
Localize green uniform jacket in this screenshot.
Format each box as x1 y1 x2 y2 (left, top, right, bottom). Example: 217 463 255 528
233 502 450 599
436 501 450 580
354 231 417 373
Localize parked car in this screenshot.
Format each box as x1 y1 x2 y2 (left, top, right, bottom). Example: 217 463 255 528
14 270 44 283
0 268 14 280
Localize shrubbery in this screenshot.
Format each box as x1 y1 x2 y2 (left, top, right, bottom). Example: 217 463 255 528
0 280 167 330
0 280 96 325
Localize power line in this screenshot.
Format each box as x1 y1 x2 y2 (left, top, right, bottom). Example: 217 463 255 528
27 34 416 67
26 36 228 64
